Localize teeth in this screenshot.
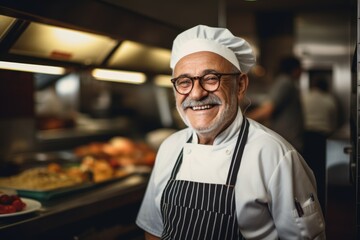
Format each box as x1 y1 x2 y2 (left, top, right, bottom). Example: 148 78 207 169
192 105 212 110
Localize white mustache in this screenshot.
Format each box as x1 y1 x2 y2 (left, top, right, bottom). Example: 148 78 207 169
182 95 222 109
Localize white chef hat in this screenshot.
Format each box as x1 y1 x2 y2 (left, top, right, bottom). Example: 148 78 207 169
170 25 256 73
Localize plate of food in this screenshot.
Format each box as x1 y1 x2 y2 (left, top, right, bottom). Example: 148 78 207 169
0 193 42 217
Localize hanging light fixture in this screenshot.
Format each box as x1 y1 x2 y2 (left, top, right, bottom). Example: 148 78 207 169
92 68 146 84
0 61 66 75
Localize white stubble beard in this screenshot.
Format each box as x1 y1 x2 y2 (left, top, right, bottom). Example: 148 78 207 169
176 94 238 136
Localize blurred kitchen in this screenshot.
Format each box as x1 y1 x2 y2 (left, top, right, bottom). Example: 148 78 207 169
0 0 358 239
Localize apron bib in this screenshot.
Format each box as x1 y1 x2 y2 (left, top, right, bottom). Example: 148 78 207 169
161 118 249 240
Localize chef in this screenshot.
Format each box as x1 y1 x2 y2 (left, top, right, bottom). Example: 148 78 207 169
136 25 326 240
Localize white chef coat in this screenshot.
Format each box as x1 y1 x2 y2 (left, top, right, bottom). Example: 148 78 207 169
136 108 326 240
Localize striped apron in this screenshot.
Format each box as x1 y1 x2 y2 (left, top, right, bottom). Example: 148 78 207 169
160 118 249 240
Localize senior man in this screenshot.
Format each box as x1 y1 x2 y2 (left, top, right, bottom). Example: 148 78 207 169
136 25 325 240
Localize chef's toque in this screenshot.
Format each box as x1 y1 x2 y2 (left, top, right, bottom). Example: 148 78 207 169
170 25 256 73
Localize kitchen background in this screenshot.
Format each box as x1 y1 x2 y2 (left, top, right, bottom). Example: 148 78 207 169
0 0 358 239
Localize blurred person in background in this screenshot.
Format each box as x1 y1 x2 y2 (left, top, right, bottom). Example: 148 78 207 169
246 56 304 153
302 76 339 214
136 25 325 239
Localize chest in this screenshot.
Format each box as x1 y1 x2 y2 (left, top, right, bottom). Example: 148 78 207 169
176 143 235 184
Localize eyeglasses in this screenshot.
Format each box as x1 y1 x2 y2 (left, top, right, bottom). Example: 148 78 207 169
171 72 240 95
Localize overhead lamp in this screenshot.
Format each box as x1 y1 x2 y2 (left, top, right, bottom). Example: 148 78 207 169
0 15 16 40
0 61 66 75
154 74 173 88
92 68 146 84
10 22 118 65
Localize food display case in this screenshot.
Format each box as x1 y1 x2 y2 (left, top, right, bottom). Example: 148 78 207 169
0 128 158 239
0 136 155 239
0 71 159 238
0 48 174 240
0 2 184 238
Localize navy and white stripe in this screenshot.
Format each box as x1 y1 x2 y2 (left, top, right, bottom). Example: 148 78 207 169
161 118 249 240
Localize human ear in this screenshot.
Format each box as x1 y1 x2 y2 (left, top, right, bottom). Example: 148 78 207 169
237 74 249 101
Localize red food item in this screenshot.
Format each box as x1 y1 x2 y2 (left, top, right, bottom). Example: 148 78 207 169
0 194 27 214
0 205 5 214
0 195 11 205
4 205 16 214
12 199 26 211
10 195 21 202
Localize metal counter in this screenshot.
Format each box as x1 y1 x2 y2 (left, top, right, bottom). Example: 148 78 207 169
0 174 148 240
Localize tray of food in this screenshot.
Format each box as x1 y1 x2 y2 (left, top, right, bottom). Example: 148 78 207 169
0 136 155 201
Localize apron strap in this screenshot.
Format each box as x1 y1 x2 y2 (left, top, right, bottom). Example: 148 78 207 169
169 117 249 184
226 118 249 186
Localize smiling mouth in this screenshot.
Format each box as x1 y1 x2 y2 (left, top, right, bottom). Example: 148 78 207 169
191 104 214 110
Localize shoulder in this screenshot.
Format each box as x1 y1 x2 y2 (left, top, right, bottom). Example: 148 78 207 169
245 118 298 166
241 118 309 190
273 74 295 89
247 118 293 148
268 75 296 101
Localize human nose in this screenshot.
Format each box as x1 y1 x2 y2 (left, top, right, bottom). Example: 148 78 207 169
189 78 208 99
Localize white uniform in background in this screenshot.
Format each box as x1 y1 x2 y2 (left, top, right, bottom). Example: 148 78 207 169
302 89 338 135
136 108 326 239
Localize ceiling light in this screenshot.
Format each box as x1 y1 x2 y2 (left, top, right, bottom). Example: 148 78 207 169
0 15 16 40
108 40 171 73
154 74 172 88
10 22 118 65
92 68 146 84
0 61 66 74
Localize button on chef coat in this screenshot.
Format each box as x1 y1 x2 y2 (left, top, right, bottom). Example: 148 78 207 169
136 108 326 239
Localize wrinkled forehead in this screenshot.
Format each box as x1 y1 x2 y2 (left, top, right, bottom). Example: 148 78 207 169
173 51 237 76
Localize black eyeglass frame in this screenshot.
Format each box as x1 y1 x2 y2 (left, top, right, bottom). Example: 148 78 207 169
170 72 241 95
